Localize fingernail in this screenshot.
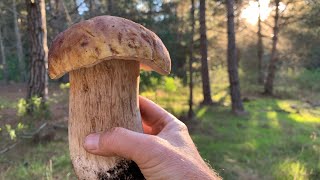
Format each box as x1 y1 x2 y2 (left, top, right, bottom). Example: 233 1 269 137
84 133 100 151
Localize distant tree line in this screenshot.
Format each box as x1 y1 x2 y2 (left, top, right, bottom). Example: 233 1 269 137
0 0 318 116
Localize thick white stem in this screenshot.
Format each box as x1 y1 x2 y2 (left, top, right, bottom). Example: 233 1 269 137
69 60 144 179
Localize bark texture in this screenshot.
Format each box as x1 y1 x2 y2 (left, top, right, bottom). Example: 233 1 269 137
108 0 113 14
199 0 213 105
264 0 280 95
61 0 73 26
188 0 195 118
13 0 25 81
257 0 264 84
26 0 48 109
226 0 245 114
89 0 96 17
73 0 80 15
0 27 7 83
69 60 144 179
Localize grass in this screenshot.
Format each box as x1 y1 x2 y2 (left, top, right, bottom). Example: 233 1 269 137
0 141 76 180
0 81 319 179
192 98 320 179
0 97 16 110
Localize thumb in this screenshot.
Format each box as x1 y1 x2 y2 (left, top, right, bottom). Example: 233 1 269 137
83 127 150 162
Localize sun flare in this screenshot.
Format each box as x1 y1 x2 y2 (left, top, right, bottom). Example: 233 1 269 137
241 0 271 25
241 0 287 25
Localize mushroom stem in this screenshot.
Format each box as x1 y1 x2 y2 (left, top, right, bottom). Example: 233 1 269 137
69 60 144 179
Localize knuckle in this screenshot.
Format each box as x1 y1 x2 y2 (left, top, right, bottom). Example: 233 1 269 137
140 134 159 149
163 114 188 133
173 120 188 133
143 134 156 142
177 121 188 131
143 135 162 150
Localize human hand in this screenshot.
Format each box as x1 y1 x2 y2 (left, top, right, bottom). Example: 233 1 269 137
83 96 220 180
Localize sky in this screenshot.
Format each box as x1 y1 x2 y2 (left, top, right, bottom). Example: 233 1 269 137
76 0 88 15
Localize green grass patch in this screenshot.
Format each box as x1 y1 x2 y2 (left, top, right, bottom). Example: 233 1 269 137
0 141 76 180
192 98 320 179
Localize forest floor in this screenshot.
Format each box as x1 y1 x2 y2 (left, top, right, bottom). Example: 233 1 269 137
0 83 319 180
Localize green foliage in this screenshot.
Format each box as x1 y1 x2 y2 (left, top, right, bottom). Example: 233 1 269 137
5 124 16 140
0 64 3 80
296 69 320 92
17 97 50 119
7 55 21 82
272 160 308 180
0 54 22 82
17 98 27 117
140 72 181 93
59 83 70 91
31 96 42 110
140 71 161 91
3 122 26 141
162 77 178 92
142 75 181 92
16 122 25 131
304 1 320 28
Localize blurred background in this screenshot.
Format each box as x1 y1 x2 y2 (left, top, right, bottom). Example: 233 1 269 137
0 0 319 179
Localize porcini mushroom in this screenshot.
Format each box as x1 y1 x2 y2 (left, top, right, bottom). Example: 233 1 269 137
48 16 171 179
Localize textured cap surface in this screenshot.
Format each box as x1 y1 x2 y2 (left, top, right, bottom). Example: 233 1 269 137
48 16 171 79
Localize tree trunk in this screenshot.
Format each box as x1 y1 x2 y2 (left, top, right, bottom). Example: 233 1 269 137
199 0 213 105
226 0 245 114
13 0 26 82
257 0 264 84
89 0 96 17
108 0 113 14
26 0 48 111
188 0 195 118
53 0 59 15
73 0 79 15
0 27 8 84
61 0 73 26
264 0 280 95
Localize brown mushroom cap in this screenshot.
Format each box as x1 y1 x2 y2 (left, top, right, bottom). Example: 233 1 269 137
48 16 171 79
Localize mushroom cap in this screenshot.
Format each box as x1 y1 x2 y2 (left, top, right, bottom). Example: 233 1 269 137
48 16 171 79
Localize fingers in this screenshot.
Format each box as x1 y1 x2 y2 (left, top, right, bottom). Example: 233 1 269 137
139 96 174 134
83 127 152 162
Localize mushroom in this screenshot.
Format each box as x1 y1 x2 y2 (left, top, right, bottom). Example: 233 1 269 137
48 16 171 179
